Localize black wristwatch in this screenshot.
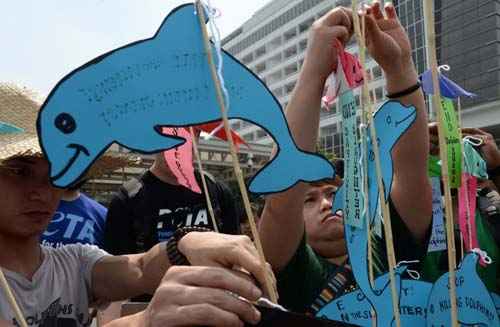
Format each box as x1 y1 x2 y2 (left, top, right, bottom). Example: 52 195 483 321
166 226 211 265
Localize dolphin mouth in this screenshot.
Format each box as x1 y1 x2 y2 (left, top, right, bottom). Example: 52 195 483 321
395 110 417 127
51 143 90 182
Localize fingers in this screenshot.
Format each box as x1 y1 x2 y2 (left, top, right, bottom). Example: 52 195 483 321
320 7 353 32
371 1 385 20
173 266 263 302
173 286 261 325
229 246 271 300
384 3 398 20
330 26 352 46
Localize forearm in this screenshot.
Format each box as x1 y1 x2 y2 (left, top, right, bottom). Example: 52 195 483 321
93 243 171 301
386 61 432 240
259 66 324 271
135 242 171 295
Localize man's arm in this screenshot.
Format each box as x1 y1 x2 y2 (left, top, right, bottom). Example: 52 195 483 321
259 7 353 272
92 242 169 301
92 231 272 302
364 3 432 241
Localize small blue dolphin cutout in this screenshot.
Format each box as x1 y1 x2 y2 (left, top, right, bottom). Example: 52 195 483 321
37 3 334 194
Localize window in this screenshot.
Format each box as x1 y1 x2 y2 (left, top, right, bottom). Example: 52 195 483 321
284 28 297 42
244 133 255 142
232 121 241 130
285 82 296 94
375 87 384 101
299 39 308 52
255 62 266 74
284 63 298 76
284 45 298 59
255 46 266 59
242 54 253 65
256 129 267 139
272 87 283 97
299 18 314 34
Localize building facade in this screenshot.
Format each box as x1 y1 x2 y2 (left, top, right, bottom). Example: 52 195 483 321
223 0 500 158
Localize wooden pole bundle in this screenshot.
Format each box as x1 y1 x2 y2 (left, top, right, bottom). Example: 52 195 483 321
195 1 277 303
423 1 459 325
351 2 401 326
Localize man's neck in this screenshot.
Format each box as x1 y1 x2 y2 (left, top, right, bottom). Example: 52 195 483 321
149 164 180 185
0 234 42 280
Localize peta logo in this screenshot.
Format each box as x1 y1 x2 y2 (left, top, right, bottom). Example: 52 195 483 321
43 211 97 244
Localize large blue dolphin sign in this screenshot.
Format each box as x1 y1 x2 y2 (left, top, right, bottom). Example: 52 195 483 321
36 3 334 194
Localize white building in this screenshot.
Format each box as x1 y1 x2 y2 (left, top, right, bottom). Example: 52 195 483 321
222 0 386 158
223 0 500 156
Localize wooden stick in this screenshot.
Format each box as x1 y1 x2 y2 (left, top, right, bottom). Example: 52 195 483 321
423 1 459 326
0 268 28 327
359 10 375 292
351 3 401 326
195 1 277 303
190 127 219 233
359 14 376 327
457 97 466 259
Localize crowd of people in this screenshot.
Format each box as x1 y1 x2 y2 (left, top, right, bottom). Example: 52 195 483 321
0 2 499 326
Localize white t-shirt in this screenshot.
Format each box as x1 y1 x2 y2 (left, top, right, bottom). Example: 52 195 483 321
0 244 108 326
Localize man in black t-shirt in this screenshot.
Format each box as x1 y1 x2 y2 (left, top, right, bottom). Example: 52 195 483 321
103 153 240 256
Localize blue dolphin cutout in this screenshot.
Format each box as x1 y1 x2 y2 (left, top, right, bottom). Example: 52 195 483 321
332 100 417 326
0 121 24 134
36 3 334 193
317 278 432 326
426 252 500 326
491 292 500 319
420 69 476 99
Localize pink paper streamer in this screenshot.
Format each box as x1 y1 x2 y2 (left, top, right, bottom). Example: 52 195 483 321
162 127 201 193
458 173 483 264
322 39 364 108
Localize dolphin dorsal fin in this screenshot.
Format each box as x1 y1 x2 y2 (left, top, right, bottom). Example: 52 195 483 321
154 3 208 42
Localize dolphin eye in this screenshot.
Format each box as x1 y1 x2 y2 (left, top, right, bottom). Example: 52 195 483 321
55 113 76 134
386 115 392 124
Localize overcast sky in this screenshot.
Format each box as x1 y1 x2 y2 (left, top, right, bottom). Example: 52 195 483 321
1 0 270 95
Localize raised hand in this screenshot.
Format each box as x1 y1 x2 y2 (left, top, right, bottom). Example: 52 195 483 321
302 7 354 83
363 2 418 91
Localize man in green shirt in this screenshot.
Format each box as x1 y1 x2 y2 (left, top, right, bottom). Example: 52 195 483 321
259 2 432 315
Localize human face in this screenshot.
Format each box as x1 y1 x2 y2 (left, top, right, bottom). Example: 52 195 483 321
0 157 63 239
303 183 346 258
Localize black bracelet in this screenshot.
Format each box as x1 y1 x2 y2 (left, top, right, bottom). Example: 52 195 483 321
488 166 500 179
386 81 421 99
166 226 211 265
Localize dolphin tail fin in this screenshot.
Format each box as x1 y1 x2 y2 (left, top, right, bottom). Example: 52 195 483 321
248 150 334 194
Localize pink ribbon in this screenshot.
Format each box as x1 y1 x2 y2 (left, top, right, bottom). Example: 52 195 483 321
322 39 365 108
162 127 201 193
458 173 483 264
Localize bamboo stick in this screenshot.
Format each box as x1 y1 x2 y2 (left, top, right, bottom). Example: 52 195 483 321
195 1 277 302
423 1 459 325
0 268 28 327
351 3 401 326
190 127 219 233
